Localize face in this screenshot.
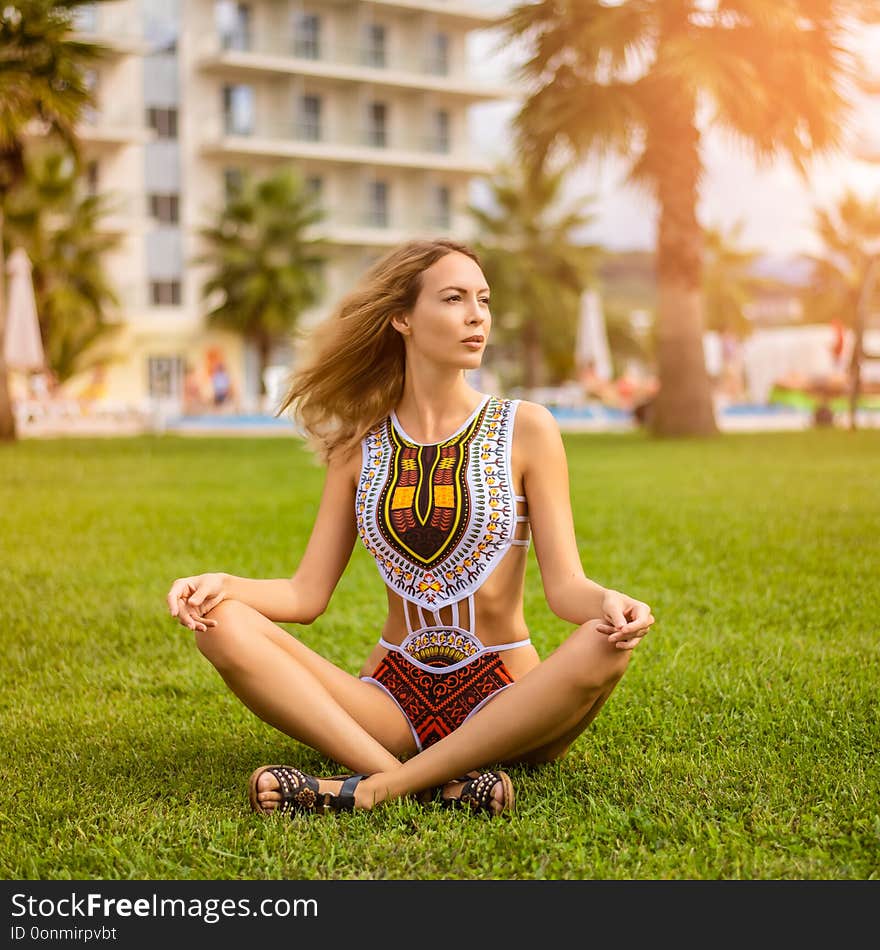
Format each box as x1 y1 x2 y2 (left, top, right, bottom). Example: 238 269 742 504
393 251 491 369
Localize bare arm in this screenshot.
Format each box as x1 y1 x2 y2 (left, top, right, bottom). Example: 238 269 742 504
518 401 610 624
518 401 654 647
167 446 359 627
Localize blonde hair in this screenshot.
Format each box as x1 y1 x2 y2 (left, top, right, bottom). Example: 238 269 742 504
276 238 481 464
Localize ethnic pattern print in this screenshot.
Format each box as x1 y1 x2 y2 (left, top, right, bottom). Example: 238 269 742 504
369 648 515 749
402 627 478 667
357 396 518 610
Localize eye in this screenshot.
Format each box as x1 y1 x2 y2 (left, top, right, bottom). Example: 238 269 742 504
480 298 490 305
444 295 461 302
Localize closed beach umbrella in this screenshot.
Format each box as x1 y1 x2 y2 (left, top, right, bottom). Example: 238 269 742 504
3 247 45 372
576 288 612 381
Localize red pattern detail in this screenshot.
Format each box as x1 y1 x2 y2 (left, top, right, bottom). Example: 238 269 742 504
433 509 453 530
393 509 416 531
369 651 515 749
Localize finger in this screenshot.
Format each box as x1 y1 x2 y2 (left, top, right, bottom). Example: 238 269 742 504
614 637 642 650
176 598 204 631
615 631 647 649
609 625 648 644
167 585 184 616
607 608 627 629
167 581 194 616
198 598 220 623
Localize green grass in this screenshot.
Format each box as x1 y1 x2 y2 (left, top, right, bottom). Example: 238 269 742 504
1 429 878 880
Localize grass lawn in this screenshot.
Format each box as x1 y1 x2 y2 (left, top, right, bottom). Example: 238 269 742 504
1 427 878 880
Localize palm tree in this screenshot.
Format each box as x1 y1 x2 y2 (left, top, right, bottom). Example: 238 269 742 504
0 0 111 440
500 0 877 437
803 189 880 428
702 221 763 340
194 167 328 400
468 159 602 389
3 146 125 383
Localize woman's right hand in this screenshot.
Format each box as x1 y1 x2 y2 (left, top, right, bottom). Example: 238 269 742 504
166 572 228 632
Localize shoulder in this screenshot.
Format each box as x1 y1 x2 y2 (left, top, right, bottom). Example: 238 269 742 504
510 400 566 479
326 439 365 490
510 399 561 444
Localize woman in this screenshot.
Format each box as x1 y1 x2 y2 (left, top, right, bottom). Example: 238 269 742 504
166 238 654 818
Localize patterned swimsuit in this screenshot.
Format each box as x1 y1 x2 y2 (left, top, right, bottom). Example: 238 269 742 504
356 393 531 751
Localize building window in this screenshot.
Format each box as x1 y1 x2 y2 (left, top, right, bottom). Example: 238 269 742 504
366 180 389 228
216 1 251 51
82 68 99 124
427 33 449 75
85 159 100 196
147 355 185 398
294 13 320 59
150 280 182 306
222 84 254 135
147 107 178 139
73 3 99 33
305 258 325 289
367 101 387 147
298 95 321 141
223 167 244 201
363 23 386 68
148 193 180 224
432 185 451 228
431 109 450 153
305 175 323 203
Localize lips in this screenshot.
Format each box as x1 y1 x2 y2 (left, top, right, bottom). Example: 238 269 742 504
462 336 484 343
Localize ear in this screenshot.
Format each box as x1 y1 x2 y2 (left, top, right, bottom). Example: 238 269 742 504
390 313 411 336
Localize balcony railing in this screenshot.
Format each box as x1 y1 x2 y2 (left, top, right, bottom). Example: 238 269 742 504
71 3 146 44
312 206 455 233
219 116 461 158
204 33 479 84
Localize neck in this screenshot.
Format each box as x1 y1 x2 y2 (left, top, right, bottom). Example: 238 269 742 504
395 365 484 443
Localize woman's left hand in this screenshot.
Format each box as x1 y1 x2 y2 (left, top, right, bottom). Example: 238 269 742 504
597 589 654 650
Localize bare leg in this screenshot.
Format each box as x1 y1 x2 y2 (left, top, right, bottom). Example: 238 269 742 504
196 604 629 814
354 619 632 809
195 599 412 774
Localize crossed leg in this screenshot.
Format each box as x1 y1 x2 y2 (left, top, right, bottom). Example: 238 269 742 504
194 599 631 813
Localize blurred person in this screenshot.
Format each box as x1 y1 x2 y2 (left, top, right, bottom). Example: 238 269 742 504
210 359 232 408
183 362 207 415
166 239 654 817
76 365 107 413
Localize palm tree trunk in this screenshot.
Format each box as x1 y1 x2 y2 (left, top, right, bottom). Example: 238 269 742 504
258 333 272 402
850 254 880 430
0 208 18 441
523 318 542 391
646 84 718 438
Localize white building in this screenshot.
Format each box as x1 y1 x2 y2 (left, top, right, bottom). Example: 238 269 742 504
66 0 518 415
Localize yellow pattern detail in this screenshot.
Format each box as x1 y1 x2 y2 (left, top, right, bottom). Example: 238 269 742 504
391 487 415 509
434 485 454 507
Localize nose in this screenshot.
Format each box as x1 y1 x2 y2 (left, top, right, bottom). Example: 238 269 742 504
466 299 484 322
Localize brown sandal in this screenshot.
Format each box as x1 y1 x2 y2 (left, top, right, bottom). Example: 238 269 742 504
248 765 368 816
432 769 515 817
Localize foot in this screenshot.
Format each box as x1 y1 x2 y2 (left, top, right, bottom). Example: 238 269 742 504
437 770 514 817
250 767 373 814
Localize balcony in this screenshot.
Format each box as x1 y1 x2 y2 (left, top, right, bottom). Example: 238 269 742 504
308 205 458 247
77 108 156 148
197 32 519 103
70 5 153 56
317 0 510 28
202 115 492 174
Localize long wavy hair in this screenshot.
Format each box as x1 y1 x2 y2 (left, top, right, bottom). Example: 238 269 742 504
276 238 482 464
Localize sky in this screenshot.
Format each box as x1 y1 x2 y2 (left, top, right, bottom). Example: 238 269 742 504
466 13 880 262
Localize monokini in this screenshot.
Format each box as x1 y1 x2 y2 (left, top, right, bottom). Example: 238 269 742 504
357 394 531 750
